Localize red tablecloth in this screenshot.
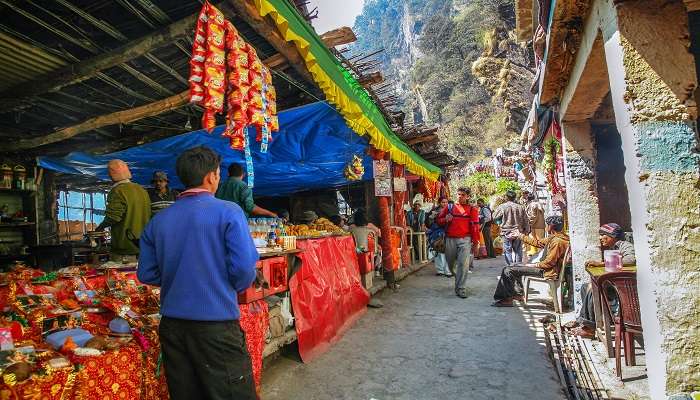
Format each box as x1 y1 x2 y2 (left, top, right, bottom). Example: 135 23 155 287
289 236 370 362
0 272 268 399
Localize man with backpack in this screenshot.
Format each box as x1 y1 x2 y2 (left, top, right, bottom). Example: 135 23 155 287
427 197 451 277
437 187 481 298
477 198 496 258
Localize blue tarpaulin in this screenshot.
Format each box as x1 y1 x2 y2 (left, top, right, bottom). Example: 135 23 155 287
39 102 373 197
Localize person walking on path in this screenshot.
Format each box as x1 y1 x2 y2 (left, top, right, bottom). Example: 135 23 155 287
96 159 151 262
428 197 451 277
437 187 480 298
493 190 530 265
216 163 277 218
477 198 495 258
524 192 545 256
492 215 569 307
138 147 259 400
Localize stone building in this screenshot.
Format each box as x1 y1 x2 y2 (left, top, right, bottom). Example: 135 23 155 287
515 0 699 398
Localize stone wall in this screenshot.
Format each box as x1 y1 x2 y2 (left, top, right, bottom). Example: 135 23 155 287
602 0 700 396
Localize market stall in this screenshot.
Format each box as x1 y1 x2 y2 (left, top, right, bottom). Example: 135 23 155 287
0 1 443 397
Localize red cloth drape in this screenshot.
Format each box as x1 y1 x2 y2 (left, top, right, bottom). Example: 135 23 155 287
289 236 369 362
239 300 269 394
392 164 410 265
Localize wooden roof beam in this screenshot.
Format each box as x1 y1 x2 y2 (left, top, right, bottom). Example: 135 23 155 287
5 91 190 151
227 0 314 84
0 11 200 109
2 52 298 151
319 27 357 47
405 134 438 146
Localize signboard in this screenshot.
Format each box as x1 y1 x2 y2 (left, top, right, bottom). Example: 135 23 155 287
373 160 392 197
393 177 407 192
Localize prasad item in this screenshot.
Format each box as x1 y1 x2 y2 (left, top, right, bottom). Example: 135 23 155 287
47 357 70 369
108 318 131 335
3 361 31 381
45 329 93 350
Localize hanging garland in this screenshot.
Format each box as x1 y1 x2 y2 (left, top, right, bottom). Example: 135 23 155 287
541 137 560 172
188 2 279 152
541 137 562 194
343 155 365 181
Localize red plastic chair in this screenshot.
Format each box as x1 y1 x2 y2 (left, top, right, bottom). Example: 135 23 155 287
598 271 642 378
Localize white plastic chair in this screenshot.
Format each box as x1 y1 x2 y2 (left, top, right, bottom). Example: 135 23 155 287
523 246 571 313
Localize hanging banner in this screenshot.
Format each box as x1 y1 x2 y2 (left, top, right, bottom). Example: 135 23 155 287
373 160 392 197
393 177 406 192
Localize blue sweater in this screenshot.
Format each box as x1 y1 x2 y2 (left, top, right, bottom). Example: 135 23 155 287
137 192 258 321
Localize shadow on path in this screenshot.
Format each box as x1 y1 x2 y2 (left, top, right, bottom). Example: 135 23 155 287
262 257 566 400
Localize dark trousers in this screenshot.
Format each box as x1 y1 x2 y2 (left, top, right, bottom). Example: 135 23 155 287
578 283 596 328
493 265 543 301
577 282 619 328
159 317 256 400
481 223 495 257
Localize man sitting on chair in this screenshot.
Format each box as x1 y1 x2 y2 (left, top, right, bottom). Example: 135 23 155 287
569 223 636 338
492 216 570 307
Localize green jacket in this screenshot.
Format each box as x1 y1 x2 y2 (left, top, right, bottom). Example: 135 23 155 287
215 177 255 216
106 181 151 255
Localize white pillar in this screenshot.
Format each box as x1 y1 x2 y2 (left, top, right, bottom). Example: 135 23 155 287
601 0 700 397
561 121 602 312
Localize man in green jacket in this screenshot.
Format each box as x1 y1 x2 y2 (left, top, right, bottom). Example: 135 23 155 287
216 163 276 218
96 159 151 262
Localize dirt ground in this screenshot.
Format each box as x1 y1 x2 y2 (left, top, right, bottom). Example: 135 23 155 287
261 257 566 400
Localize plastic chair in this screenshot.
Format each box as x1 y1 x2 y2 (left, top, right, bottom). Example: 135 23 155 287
598 271 642 378
523 246 571 313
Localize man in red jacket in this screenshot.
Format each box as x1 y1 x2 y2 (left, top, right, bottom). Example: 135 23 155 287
437 187 481 298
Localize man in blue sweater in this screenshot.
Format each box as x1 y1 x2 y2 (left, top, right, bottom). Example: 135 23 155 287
138 146 258 400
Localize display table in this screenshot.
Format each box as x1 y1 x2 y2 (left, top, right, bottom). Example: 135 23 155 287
586 265 637 357
0 267 270 399
289 236 369 362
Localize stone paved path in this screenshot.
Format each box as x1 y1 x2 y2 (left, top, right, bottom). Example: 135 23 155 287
262 257 566 400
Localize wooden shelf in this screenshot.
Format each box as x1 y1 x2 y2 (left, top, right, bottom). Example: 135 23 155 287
0 254 29 261
0 188 36 195
0 222 36 228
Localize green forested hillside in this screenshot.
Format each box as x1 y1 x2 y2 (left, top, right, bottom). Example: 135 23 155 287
352 0 532 164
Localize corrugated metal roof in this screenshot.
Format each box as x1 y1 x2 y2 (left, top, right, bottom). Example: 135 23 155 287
0 31 66 91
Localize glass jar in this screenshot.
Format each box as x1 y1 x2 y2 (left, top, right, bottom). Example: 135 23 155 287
12 165 26 190
0 165 11 189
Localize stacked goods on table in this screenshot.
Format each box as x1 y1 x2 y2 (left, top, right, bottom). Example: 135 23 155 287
286 218 348 239
0 263 269 398
0 264 165 399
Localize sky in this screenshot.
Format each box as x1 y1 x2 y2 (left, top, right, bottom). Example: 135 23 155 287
307 0 365 34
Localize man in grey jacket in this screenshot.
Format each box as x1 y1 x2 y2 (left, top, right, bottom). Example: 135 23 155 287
569 223 636 338
493 190 530 265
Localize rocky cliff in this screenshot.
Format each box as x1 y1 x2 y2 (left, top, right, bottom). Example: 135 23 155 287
352 0 534 163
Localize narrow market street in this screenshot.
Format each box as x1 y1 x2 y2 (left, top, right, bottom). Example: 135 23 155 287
262 257 566 400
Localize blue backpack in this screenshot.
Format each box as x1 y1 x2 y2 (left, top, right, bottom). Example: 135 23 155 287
427 204 453 252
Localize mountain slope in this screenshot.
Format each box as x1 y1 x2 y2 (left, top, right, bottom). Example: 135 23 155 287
352 0 534 164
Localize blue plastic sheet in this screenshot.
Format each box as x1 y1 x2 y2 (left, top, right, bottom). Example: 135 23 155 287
39 102 373 197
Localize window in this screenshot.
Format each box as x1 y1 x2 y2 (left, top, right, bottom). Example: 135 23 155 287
57 191 107 240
